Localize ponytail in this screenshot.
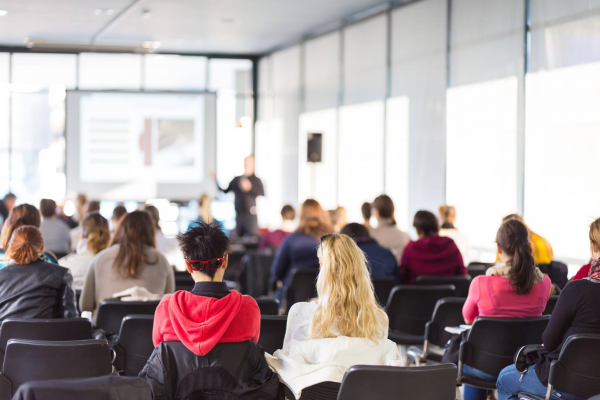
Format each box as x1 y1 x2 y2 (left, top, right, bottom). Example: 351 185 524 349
497 219 537 295
7 226 44 265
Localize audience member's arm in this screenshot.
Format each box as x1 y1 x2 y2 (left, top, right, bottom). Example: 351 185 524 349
79 262 96 312
61 270 78 318
542 282 576 351
462 276 481 324
271 238 292 282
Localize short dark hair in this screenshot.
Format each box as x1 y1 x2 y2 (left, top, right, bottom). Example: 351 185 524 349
87 201 101 214
4 193 16 201
39 199 57 218
340 223 369 240
373 195 396 225
413 210 439 237
112 205 128 221
281 205 295 221
361 202 371 222
177 222 230 279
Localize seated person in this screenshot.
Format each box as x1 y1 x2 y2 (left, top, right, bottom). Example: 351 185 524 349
400 210 466 284
141 222 280 399
266 234 402 399
70 200 100 252
0 226 77 322
258 205 296 252
438 205 471 266
369 195 411 263
39 199 72 259
340 223 397 278
496 217 600 400
498 214 553 265
110 205 128 234
571 262 591 281
361 202 372 229
460 218 551 400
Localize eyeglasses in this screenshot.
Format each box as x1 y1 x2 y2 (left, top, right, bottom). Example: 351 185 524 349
186 257 224 271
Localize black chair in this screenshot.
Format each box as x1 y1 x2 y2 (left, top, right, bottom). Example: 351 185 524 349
414 275 472 298
0 318 92 370
386 285 456 348
258 315 287 354
256 298 279 316
282 382 340 400
0 339 112 399
75 290 82 316
113 315 154 376
408 297 466 364
174 270 195 291
518 334 600 400
12 376 152 400
543 295 560 316
371 277 396 307
237 253 275 297
458 316 550 390
284 268 319 313
467 262 492 279
96 300 159 335
337 364 457 400
223 250 245 282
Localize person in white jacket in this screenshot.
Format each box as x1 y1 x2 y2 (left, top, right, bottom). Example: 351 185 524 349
266 234 402 398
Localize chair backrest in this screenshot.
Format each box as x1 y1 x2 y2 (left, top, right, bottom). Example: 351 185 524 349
96 300 160 335
467 263 492 279
2 339 112 397
223 250 245 282
113 315 155 376
460 316 550 377
337 364 457 400
415 275 472 297
425 297 467 348
258 315 287 354
239 253 275 297
285 268 319 312
12 376 152 400
548 334 600 399
543 295 560 315
386 285 456 336
371 277 396 307
255 298 279 316
299 382 340 400
174 270 195 292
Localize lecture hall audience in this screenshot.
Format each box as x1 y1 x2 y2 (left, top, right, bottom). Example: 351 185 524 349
0 225 77 322
438 205 471 266
369 194 411 262
259 205 296 252
266 234 402 398
400 210 466 284
495 217 600 400
80 211 174 317
340 222 398 279
460 218 552 400
39 198 72 259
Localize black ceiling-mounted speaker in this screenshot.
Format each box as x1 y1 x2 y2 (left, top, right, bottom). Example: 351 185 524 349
307 132 322 163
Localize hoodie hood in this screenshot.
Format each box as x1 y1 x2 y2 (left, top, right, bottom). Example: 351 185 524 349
168 290 244 356
412 233 456 256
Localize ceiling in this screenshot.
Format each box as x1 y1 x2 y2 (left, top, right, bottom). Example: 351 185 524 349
0 0 389 55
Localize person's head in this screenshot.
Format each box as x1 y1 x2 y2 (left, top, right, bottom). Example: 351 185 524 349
298 199 332 238
340 223 370 240
372 195 396 224
589 217 600 260
6 226 44 265
334 207 347 229
413 210 439 238
3 193 16 212
75 194 87 220
244 155 255 176
198 194 213 223
82 212 110 256
177 222 230 282
496 219 536 295
87 201 100 215
39 199 57 219
0 204 41 250
439 205 456 225
111 205 128 231
281 205 295 222
312 234 388 343
111 211 157 279
361 202 372 225
144 205 161 231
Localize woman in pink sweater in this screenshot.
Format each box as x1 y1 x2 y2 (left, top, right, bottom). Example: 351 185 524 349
461 219 551 400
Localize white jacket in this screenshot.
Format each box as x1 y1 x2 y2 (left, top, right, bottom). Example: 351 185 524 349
266 302 402 398
58 238 94 291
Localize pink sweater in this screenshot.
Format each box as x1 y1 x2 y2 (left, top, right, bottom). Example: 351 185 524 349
463 274 551 322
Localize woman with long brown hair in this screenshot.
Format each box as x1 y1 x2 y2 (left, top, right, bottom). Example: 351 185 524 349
80 211 174 316
369 194 411 263
0 226 77 322
270 199 332 302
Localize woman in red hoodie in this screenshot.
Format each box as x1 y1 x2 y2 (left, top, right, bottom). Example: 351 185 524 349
400 210 466 284
152 222 260 356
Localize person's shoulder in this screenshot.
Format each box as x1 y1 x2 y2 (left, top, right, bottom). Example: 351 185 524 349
92 245 118 265
289 301 317 317
240 294 260 312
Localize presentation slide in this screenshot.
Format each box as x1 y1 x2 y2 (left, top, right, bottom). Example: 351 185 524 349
66 91 217 201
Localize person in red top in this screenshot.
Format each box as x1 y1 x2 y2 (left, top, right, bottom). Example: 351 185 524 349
152 222 260 356
571 262 591 281
400 210 466 284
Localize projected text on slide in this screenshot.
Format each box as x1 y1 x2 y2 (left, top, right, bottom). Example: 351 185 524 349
79 93 204 183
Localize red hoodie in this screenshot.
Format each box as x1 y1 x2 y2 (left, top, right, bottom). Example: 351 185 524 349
153 290 261 356
400 233 466 284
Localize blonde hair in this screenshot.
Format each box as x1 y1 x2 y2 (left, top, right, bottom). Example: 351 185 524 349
310 234 388 343
199 194 214 224
590 217 600 253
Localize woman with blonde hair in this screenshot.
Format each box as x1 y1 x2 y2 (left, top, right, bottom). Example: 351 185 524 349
271 199 332 301
59 213 111 290
267 234 401 398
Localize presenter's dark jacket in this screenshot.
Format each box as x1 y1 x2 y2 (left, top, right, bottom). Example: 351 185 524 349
219 175 264 214
0 259 77 322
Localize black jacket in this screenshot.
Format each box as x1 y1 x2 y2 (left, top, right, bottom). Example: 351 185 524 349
139 341 281 400
219 175 264 215
0 260 77 322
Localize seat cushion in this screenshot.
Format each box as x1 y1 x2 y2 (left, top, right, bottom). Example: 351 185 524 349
459 374 497 390
518 392 545 400
388 330 424 345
